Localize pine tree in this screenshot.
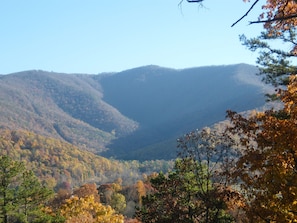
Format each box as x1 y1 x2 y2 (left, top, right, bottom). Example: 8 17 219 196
0 155 24 223
0 155 55 223
16 170 53 223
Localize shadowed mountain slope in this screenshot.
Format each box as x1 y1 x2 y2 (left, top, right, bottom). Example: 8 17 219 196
98 64 267 160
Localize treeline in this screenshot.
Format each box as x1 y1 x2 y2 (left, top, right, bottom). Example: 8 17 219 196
0 152 166 222
0 128 173 189
0 155 129 222
0 128 175 222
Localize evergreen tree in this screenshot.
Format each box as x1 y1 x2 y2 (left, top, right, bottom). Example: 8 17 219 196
0 155 24 223
16 170 53 223
0 155 55 223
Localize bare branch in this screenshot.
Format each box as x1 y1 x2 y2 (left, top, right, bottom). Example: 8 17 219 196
187 0 203 2
179 0 203 7
231 0 260 27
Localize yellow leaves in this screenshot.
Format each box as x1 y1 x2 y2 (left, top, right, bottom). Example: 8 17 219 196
60 195 124 223
136 180 146 206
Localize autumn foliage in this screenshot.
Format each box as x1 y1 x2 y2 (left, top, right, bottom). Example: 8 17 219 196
261 0 297 30
226 75 297 222
2 1 297 223
60 195 124 223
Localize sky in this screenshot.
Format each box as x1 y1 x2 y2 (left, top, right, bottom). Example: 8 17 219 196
0 0 265 74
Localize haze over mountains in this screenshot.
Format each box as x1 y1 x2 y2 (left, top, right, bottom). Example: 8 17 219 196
0 64 267 160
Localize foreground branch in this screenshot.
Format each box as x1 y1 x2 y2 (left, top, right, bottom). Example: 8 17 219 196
231 0 259 27
186 0 203 2
249 13 297 24
179 0 203 6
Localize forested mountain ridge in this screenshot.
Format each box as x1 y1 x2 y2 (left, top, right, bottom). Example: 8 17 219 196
0 64 267 160
0 70 138 152
99 64 268 160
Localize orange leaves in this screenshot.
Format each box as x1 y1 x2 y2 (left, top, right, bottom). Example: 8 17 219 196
261 0 297 30
226 75 297 221
282 75 297 116
73 183 100 203
233 1 297 220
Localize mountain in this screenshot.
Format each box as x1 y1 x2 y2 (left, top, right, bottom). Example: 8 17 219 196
0 64 267 160
0 70 137 152
99 64 267 160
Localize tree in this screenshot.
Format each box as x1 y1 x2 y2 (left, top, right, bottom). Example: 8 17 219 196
16 170 53 223
0 155 24 223
240 25 297 88
226 75 297 222
182 1 297 221
233 0 297 88
176 128 243 222
110 193 126 214
250 0 297 26
72 183 100 203
136 128 241 223
228 2 297 219
0 155 55 223
182 0 297 65
135 180 146 206
183 0 297 28
136 162 198 223
60 195 124 223
136 160 235 223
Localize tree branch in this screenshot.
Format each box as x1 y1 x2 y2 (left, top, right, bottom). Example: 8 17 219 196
179 0 203 6
231 0 260 27
186 0 203 2
249 13 297 25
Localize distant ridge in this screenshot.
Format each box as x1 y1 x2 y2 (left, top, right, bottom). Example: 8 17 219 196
98 63 266 160
0 64 266 160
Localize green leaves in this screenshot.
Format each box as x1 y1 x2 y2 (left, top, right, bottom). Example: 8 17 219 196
240 26 297 87
136 127 238 222
0 155 54 223
0 156 25 223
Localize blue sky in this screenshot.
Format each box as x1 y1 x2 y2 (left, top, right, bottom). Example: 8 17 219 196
0 0 265 74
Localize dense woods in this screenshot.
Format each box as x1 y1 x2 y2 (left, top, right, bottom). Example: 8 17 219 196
0 131 173 222
0 156 126 222
0 129 173 188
